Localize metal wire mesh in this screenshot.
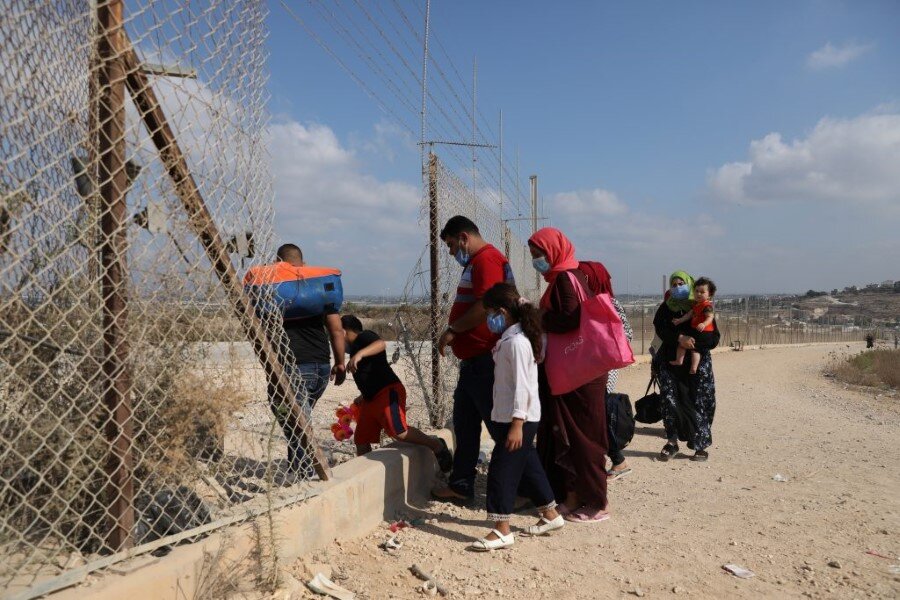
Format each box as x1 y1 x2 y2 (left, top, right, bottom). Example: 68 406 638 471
0 2 324 596
391 154 544 428
620 298 870 356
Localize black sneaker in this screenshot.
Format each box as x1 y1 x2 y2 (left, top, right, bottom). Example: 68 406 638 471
435 438 453 474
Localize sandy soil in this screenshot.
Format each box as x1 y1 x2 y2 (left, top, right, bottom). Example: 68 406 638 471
285 343 899 599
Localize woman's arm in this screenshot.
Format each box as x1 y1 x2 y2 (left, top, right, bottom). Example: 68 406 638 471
541 272 582 333
653 302 682 347
672 312 692 326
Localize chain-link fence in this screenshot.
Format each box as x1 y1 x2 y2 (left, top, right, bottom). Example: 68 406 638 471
620 298 870 355
391 154 544 428
1 2 326 597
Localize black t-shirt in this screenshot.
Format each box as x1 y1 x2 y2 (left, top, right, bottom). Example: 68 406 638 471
348 330 400 399
284 313 333 364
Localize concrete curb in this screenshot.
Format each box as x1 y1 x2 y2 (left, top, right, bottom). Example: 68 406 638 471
53 431 452 600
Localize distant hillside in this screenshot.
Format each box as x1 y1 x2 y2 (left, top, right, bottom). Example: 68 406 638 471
796 292 900 326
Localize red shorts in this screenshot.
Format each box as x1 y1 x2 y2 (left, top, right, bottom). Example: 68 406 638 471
354 382 408 445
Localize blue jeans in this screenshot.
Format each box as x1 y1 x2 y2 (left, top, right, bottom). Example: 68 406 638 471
269 362 330 475
448 353 498 498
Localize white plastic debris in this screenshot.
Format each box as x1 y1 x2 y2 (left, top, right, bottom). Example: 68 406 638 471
723 564 756 579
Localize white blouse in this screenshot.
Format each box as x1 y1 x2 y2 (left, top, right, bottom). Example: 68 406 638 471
491 323 541 423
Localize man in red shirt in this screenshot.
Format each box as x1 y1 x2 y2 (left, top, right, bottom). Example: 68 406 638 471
432 216 514 504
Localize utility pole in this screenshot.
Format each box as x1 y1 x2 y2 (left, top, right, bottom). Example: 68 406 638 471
499 110 510 258
530 175 538 291
420 0 431 190
428 151 440 418
472 56 477 205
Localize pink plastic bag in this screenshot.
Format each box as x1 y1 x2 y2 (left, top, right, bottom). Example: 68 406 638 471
544 272 635 395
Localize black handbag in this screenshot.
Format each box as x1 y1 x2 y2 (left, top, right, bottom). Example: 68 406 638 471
605 392 635 449
634 375 663 424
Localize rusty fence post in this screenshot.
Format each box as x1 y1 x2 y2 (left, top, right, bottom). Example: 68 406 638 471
96 0 134 552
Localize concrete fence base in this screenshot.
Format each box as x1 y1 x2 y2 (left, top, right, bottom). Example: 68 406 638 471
52 431 451 600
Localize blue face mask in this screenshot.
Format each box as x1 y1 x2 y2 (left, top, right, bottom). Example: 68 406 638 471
532 257 550 273
671 284 690 299
486 312 506 335
454 248 469 267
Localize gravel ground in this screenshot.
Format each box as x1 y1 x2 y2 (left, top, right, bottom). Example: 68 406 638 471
280 342 899 599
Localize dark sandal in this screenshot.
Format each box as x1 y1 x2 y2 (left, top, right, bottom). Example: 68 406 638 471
430 486 474 507
435 438 453 473
690 450 709 462
658 443 679 462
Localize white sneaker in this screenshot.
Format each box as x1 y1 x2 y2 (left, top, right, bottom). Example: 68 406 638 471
469 529 515 552
523 514 566 536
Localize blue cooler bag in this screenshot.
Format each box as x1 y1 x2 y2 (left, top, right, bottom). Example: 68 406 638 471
243 262 343 320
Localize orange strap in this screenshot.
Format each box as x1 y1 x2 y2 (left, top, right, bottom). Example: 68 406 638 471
243 262 341 285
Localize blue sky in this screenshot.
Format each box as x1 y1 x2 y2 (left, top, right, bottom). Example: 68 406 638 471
264 0 900 296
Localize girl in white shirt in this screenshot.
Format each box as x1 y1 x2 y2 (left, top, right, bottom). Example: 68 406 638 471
469 283 564 551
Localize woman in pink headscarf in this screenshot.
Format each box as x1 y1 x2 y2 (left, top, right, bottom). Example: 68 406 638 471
529 227 610 523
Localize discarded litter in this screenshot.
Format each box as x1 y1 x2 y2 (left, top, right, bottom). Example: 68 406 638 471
380 536 403 554
722 564 755 579
865 549 895 560
389 520 410 533
772 474 788 482
307 572 355 600
419 579 438 596
410 564 449 596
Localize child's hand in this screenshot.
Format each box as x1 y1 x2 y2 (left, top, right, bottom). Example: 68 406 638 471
505 420 524 451
347 353 361 373
695 323 706 331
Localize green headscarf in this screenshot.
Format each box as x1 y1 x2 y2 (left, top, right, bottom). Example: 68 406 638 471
665 270 695 313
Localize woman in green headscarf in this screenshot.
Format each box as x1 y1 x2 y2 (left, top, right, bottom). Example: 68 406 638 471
665 270 694 312
651 270 719 462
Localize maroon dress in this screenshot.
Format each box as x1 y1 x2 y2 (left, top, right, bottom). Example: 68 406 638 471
537 268 609 508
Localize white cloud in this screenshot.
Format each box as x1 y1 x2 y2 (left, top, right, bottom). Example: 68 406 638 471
551 188 629 217
545 186 724 293
708 112 900 209
269 119 424 295
807 41 874 70
349 119 417 162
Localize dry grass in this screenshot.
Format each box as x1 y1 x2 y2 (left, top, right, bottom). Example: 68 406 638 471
829 349 900 389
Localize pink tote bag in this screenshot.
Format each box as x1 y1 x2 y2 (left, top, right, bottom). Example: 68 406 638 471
544 271 635 395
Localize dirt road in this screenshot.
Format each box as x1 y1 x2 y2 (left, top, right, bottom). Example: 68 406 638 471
290 343 899 599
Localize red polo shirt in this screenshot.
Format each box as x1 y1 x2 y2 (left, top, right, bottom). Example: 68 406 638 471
448 244 514 360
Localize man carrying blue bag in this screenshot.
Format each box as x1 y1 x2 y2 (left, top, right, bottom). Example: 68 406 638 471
244 243 346 479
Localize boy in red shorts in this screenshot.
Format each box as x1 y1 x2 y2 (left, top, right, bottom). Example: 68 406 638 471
342 315 453 472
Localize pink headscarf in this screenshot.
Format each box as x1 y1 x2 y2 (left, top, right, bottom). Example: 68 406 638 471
529 227 579 309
